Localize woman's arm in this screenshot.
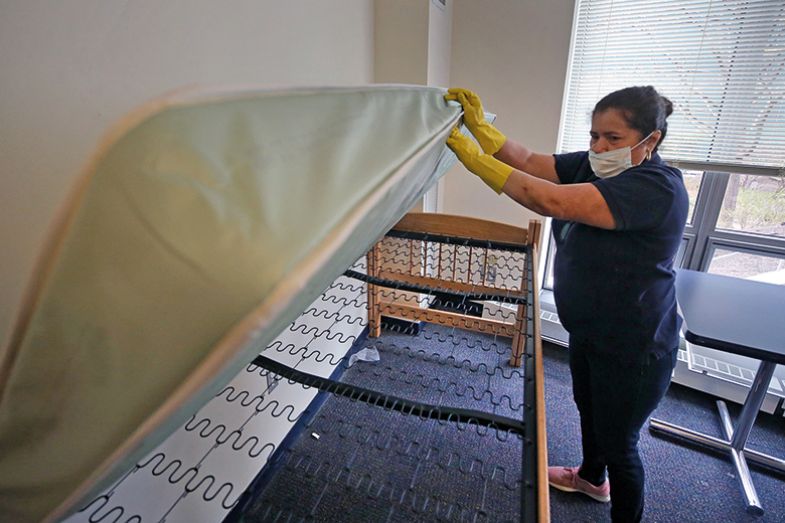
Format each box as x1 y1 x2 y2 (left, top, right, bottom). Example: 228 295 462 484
501 170 615 229
494 140 561 184
446 127 614 229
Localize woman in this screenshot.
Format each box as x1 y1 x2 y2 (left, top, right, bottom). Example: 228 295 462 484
445 86 688 522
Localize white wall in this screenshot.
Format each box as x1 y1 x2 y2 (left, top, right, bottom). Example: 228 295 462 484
443 0 574 228
373 0 429 84
0 0 374 343
373 0 453 96
427 0 453 90
374 0 454 213
427 0 454 212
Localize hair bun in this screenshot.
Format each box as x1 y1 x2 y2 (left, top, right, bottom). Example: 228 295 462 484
661 96 673 118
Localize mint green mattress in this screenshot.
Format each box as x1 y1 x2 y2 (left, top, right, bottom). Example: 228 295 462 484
0 85 461 522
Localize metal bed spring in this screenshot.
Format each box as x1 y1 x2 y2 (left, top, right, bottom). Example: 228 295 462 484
240 217 547 522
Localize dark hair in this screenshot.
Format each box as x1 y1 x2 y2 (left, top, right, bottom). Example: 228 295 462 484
593 86 673 152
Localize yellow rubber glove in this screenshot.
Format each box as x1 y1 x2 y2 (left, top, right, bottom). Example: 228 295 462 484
444 88 507 154
447 127 513 194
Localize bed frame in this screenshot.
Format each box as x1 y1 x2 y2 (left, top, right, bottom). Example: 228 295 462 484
244 212 550 522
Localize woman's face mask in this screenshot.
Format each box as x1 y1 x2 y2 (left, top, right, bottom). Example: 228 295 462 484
589 131 655 179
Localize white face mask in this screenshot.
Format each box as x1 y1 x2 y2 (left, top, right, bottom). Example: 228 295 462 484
588 132 655 179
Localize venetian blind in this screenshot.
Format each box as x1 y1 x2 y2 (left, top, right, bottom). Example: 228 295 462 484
559 0 785 174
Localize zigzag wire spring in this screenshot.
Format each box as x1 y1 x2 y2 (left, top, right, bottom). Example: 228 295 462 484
380 321 512 351
341 349 526 411
247 432 522 520
223 399 523 498
133 368 375 515
368 255 525 291
280 448 520 499
354 245 534 364
262 338 358 368
182 415 282 458
332 309 532 372
116 391 304 513
374 343 528 380
360 253 530 316
370 236 528 288
299 306 366 326
342 367 524 413
384 326 520 356
81 455 240 520
251 355 525 440
261 330 530 378
245 412 522 521
317 292 366 308
285 323 359 345
256 321 529 413
282 280 369 349
303 407 523 487
356 261 527 296
248 496 498 523
224 369 525 520
77 495 143 523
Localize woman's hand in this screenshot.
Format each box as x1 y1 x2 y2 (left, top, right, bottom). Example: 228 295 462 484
445 88 507 154
446 127 512 194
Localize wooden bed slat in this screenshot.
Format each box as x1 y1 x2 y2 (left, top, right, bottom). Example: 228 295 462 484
376 269 524 300
392 212 529 245
378 301 518 338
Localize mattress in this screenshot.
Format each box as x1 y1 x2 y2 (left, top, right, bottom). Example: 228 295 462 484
0 85 462 522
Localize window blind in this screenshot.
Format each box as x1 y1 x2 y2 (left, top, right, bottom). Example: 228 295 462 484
559 0 785 174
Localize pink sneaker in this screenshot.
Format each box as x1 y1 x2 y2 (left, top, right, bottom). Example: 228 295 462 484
548 466 610 503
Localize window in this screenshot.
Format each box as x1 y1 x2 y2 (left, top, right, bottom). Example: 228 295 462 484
689 171 785 278
716 174 785 238
543 0 785 291
709 248 785 281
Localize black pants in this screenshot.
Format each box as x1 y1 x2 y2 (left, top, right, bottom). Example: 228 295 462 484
569 337 677 523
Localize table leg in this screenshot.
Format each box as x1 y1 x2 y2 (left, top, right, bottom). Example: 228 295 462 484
649 418 785 472
725 361 776 515
649 360 779 516
729 361 776 451
717 399 763 515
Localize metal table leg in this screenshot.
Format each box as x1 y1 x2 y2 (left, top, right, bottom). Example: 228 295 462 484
649 360 779 516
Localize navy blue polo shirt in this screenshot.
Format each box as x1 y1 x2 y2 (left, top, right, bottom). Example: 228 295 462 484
552 151 688 360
